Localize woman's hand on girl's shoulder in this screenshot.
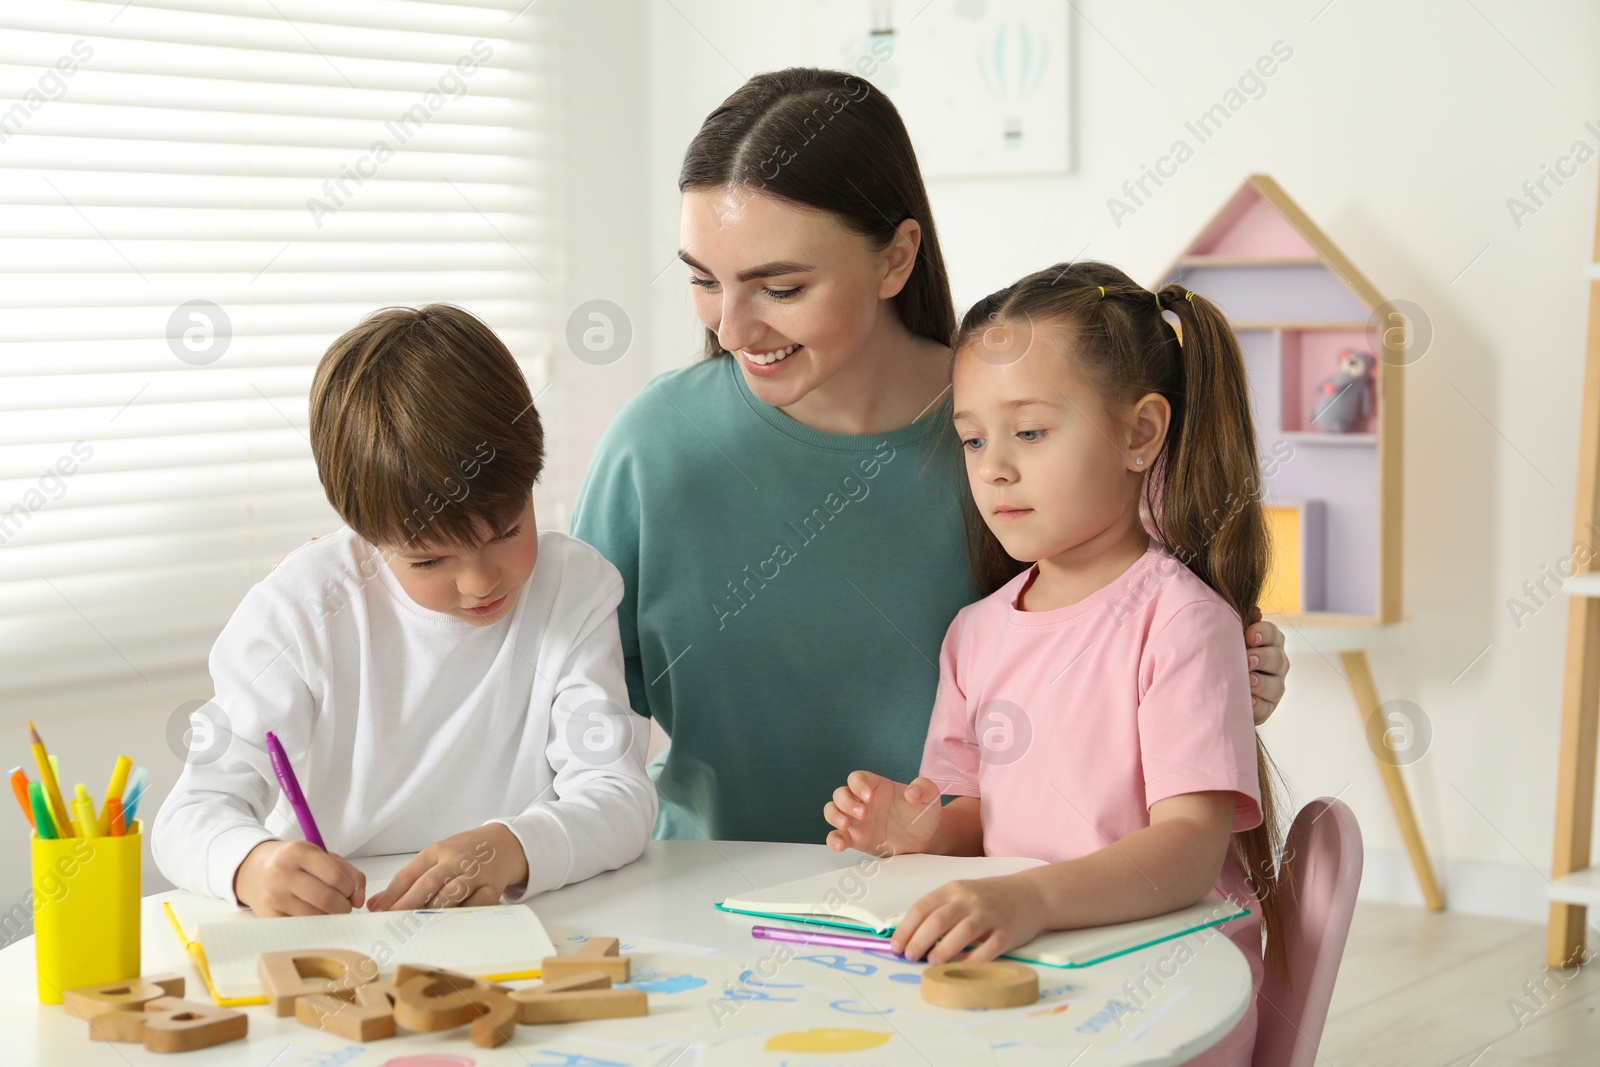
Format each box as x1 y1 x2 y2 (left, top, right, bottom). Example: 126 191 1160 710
824 771 942 856
1244 610 1289 725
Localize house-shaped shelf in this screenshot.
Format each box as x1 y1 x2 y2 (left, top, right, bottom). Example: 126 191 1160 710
1157 174 1405 625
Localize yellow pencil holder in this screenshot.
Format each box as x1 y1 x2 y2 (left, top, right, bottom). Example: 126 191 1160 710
32 822 142 1004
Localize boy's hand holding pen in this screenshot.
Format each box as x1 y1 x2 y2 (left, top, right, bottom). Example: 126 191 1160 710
233 730 366 918
233 839 367 917
18 722 518 917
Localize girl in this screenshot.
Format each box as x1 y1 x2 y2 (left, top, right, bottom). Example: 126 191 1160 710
571 67 1291 849
823 261 1284 1066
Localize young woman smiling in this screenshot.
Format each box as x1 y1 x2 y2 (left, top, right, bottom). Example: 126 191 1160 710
570 67 1290 844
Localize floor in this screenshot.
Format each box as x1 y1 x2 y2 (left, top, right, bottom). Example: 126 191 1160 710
1319 901 1600 1065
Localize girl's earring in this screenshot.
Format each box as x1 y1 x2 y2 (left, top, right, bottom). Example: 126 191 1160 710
1134 456 1145 467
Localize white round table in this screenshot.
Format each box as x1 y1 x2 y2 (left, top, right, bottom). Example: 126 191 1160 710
0 840 1253 1066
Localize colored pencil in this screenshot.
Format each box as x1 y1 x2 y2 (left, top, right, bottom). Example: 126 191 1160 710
9 767 31 828
122 766 149 824
99 754 131 835
29 781 58 839
27 723 72 838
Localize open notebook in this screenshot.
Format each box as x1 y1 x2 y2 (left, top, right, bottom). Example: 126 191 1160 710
163 854 555 1006
717 853 1251 969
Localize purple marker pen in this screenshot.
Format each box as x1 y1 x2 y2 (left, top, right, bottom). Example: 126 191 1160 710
265 730 325 849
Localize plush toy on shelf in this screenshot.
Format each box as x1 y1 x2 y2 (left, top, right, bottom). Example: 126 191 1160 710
1309 348 1375 433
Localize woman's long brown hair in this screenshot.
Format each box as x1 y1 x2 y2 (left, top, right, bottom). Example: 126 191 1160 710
956 261 1290 978
677 67 957 357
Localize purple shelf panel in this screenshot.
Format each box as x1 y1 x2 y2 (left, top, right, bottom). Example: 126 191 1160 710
1240 328 1379 617
1165 264 1370 323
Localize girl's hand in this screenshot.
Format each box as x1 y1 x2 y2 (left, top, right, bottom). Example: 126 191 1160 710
824 771 942 856
890 874 1046 965
1245 609 1289 725
367 823 527 911
234 839 366 918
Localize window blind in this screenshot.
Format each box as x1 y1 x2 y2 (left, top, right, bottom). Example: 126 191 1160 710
0 0 556 720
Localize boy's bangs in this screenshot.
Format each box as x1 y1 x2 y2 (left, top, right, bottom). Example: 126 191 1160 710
351 436 533 552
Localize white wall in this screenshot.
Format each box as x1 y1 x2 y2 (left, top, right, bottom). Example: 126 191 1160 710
638 0 1600 922
5 2 1594 946
542 1 657 531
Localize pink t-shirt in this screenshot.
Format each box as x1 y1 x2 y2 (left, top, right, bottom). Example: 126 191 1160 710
920 544 1264 1064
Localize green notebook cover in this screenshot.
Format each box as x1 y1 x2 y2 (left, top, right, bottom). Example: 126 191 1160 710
716 854 1253 968
714 899 1251 969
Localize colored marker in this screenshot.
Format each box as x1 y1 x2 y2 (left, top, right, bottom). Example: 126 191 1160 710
71 784 97 839
29 781 58 839
752 925 903 956
265 731 324 849
99 754 131 835
106 797 125 837
122 766 149 825
9 768 31 828
28 723 72 838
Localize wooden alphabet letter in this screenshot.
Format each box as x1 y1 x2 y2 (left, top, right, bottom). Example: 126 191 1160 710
510 969 647 1024
64 974 186 1021
541 936 630 983
393 966 517 1048
139 997 249 1053
295 979 400 1041
258 948 378 1017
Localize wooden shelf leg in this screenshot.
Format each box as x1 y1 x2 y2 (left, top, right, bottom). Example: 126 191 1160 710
1341 649 1446 911
1546 169 1600 968
1549 595 1600 968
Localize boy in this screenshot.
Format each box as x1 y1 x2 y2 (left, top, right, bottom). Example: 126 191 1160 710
152 305 656 916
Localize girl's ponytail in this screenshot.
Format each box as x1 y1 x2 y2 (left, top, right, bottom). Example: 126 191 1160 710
1147 284 1269 625
1152 282 1289 980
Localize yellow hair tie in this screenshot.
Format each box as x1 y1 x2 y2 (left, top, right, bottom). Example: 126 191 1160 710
1185 291 1195 302
1097 286 1105 299
1154 292 1162 311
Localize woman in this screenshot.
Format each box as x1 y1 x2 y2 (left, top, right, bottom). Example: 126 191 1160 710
570 68 1289 844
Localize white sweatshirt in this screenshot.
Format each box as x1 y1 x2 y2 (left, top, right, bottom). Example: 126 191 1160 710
151 528 657 904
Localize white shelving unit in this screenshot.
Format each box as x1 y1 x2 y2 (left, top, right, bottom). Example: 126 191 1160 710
1546 193 1600 965
1157 175 1440 911
1550 560 1600 912
1562 572 1600 600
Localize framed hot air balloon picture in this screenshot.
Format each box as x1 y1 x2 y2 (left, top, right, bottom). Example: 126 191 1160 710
807 0 1073 178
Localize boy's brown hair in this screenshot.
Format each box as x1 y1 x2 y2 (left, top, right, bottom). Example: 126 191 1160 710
309 304 544 550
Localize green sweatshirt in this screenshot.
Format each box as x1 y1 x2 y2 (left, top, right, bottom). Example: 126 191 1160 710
570 354 979 844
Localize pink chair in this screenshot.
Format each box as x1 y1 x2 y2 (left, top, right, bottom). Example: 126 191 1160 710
1251 797 1363 1067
